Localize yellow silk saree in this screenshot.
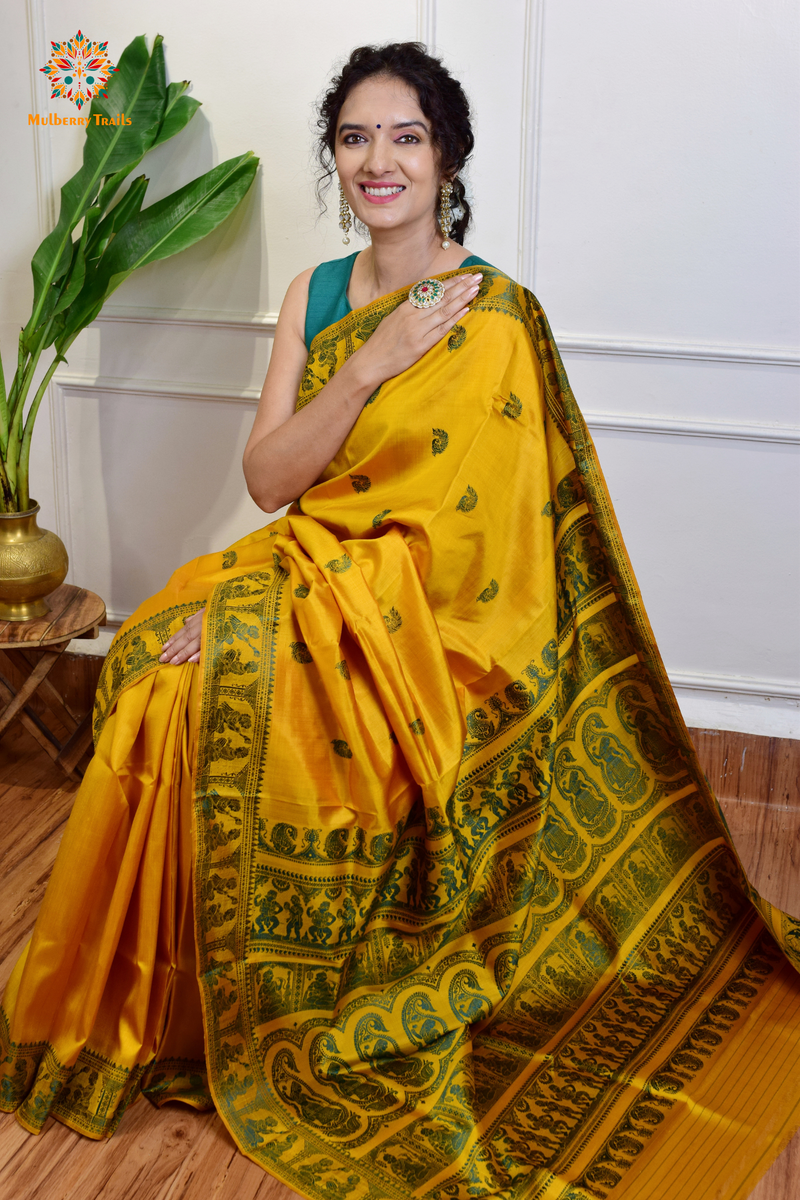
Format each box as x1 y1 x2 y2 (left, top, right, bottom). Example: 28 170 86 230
3 267 800 1200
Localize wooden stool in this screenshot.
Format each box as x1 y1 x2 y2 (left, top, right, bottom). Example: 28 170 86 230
0 584 107 778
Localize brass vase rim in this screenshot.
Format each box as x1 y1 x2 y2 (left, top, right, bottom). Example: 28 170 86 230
0 500 41 520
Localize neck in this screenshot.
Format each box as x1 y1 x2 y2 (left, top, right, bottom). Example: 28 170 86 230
353 219 465 303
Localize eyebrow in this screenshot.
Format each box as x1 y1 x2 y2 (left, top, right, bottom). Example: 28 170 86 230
338 120 429 134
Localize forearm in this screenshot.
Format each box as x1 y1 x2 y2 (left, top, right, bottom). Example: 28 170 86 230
243 352 381 512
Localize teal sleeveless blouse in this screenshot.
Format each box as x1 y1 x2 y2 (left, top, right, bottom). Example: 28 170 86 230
304 252 494 349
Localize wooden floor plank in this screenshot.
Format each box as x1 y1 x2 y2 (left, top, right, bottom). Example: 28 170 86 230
688 727 800 807
0 724 797 1198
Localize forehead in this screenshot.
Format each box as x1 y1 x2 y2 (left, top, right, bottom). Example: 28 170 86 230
338 75 425 126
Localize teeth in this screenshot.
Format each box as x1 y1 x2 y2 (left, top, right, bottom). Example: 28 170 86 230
362 185 404 196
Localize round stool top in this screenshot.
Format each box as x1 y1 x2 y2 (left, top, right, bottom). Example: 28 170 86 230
0 584 106 647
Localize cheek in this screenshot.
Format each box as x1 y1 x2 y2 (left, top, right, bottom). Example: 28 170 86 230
405 150 440 193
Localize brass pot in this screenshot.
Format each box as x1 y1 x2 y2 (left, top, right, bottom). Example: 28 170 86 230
0 501 69 621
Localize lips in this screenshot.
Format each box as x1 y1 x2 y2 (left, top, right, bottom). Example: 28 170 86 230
358 183 406 204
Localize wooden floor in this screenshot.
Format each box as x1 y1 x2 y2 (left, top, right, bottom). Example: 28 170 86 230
0 723 797 1199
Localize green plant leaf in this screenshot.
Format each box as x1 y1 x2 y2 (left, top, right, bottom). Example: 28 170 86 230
101 152 258 275
25 34 168 339
86 174 149 266
58 153 258 345
51 216 91 320
153 81 201 147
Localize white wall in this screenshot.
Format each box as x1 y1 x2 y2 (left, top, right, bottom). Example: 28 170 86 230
1 0 797 736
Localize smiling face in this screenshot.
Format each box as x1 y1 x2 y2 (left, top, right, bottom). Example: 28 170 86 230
334 75 443 242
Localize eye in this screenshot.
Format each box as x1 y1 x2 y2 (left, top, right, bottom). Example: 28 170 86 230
397 134 421 144
341 133 366 145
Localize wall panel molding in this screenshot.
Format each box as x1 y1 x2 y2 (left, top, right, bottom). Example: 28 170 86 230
55 371 799 447
52 374 800 707
416 0 437 50
56 373 261 404
517 0 545 290
25 0 55 236
96 308 799 369
557 333 799 367
98 306 278 333
669 671 800 702
584 412 800 445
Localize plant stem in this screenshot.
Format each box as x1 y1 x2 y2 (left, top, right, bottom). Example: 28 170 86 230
0 350 7 454
4 338 28 442
17 352 63 512
5 321 51 500
0 456 14 512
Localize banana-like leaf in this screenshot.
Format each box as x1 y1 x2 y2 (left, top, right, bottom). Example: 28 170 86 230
26 35 167 339
50 218 91 320
58 153 258 345
86 175 149 266
101 153 258 276
153 81 202 148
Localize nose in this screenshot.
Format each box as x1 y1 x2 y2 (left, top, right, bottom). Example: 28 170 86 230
362 132 395 176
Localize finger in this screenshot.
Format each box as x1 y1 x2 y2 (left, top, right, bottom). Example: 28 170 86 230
160 629 195 662
416 290 477 335
160 608 205 659
426 306 471 347
438 281 480 316
188 651 201 664
166 641 201 665
442 272 482 294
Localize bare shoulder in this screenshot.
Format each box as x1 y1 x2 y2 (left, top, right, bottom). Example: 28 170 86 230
277 267 316 342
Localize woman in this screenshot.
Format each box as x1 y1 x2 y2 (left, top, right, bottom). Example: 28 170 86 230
2 42 800 1200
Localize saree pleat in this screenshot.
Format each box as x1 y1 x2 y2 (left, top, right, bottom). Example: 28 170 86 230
1 664 207 1134
2 266 800 1200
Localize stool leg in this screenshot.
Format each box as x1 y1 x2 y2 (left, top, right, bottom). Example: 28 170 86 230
0 674 63 760
0 650 64 738
3 647 81 732
56 714 95 778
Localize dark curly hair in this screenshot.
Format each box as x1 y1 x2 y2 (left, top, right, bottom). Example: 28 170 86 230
316 42 474 244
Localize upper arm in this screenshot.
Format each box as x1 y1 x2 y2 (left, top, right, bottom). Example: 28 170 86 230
244 267 314 457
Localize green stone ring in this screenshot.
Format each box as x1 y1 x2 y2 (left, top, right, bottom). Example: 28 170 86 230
408 278 446 309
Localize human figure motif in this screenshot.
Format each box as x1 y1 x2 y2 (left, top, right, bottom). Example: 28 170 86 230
572 928 610 973
440 863 461 901
254 889 283 936
583 716 642 795
542 809 582 865
562 555 590 599
308 900 335 943
556 751 614 835
386 933 416 978
626 857 660 899
336 896 357 944
285 894 305 941
304 971 336 1009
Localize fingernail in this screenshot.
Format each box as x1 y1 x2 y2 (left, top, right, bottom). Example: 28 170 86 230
471 273 483 279
159 653 168 663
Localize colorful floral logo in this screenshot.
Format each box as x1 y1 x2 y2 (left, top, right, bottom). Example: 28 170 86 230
40 31 117 110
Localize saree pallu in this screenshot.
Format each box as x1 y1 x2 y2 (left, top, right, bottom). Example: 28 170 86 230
2 267 800 1200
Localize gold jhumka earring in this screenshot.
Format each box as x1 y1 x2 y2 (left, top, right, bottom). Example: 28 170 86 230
439 179 454 249
339 182 352 245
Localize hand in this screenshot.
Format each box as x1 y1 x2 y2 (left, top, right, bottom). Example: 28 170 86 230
355 272 482 388
159 608 205 665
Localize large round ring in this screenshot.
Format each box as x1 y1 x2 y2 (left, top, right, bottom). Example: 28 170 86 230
408 278 446 309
